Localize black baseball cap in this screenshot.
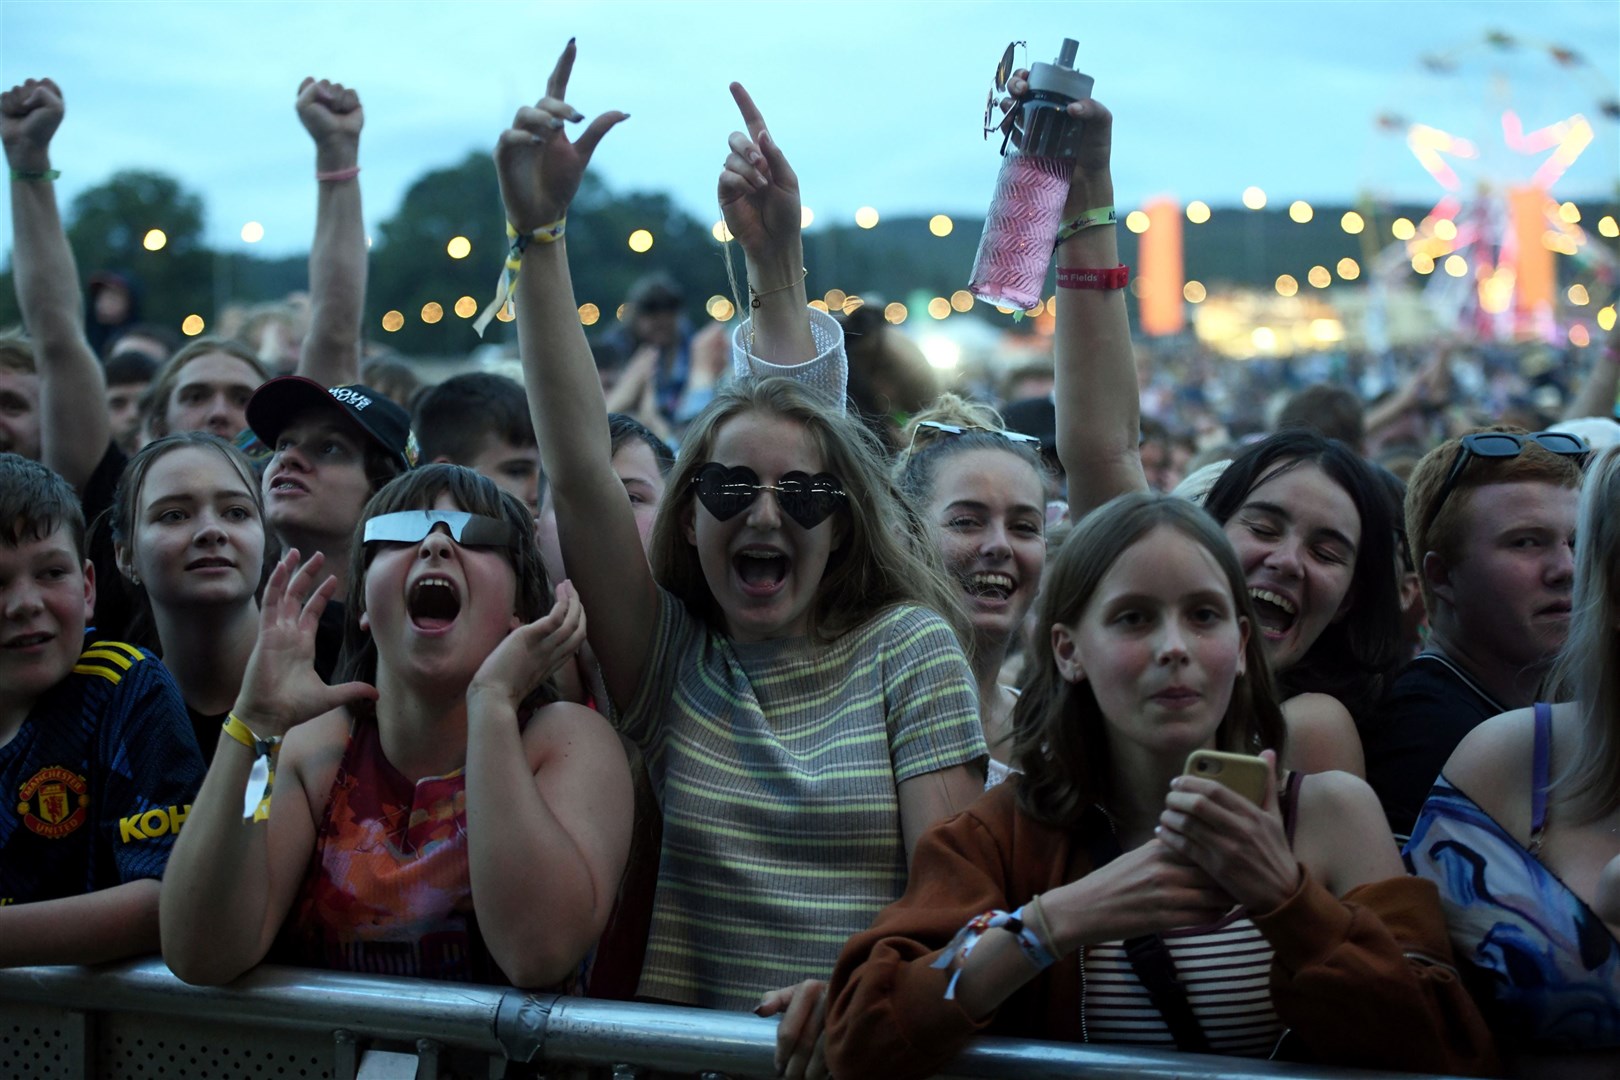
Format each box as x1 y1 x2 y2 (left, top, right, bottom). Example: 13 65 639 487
246 376 416 471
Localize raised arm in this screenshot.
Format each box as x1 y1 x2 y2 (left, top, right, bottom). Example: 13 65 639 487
720 84 816 365
1565 329 1620 421
293 78 366 388
496 42 653 711
1039 91 1147 516
161 551 377 984
1 78 108 489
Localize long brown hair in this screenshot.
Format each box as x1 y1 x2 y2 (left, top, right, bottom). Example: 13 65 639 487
648 377 971 650
1012 492 1286 829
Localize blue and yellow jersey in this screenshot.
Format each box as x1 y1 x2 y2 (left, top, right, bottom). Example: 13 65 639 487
0 639 204 906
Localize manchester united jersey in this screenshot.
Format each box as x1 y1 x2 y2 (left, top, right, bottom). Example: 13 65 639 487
0 639 204 906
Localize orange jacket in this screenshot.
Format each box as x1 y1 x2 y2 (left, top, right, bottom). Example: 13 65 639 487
826 782 1499 1079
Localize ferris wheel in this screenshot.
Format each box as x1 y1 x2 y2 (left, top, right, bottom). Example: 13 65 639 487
1366 28 1619 344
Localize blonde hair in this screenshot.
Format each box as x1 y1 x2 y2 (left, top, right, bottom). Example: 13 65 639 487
648 378 971 649
894 393 1048 505
1549 444 1620 822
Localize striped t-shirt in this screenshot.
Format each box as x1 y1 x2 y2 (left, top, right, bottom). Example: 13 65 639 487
1080 772 1303 1057
618 591 985 1009
1082 913 1284 1056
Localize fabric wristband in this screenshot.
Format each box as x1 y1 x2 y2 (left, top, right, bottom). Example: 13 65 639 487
9 167 60 182
473 218 567 336
315 165 361 182
1054 206 1117 247
1057 264 1130 290
931 905 1060 999
222 713 282 823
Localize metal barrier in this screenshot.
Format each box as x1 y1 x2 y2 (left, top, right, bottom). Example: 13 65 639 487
0 960 1463 1080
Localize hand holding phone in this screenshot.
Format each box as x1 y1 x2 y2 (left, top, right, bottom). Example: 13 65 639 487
1182 750 1269 806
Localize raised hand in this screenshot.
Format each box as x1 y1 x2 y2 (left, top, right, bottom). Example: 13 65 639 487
756 978 829 1080
1043 835 1233 948
0 77 64 170
468 579 587 712
296 77 363 147
718 83 802 264
1157 749 1303 914
231 550 377 736
1000 69 1113 214
493 39 627 234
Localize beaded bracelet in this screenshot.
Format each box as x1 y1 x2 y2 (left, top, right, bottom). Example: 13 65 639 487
930 904 1059 999
473 218 567 336
9 167 60 182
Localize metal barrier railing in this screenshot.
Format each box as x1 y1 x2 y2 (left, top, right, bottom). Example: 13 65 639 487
0 959 1463 1080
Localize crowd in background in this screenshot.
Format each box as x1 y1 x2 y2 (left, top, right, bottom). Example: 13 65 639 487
3 48 1619 1080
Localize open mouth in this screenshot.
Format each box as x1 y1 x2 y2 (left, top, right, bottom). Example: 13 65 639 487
963 571 1015 602
1249 588 1298 637
733 547 789 596
3 631 53 650
268 475 309 495
187 557 235 571
407 575 462 631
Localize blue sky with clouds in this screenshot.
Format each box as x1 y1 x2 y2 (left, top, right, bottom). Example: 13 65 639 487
1 0 1615 257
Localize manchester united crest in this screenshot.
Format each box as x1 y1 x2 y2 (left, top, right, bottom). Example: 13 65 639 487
17 766 89 840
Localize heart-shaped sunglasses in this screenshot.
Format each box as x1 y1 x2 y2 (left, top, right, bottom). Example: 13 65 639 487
690 462 847 530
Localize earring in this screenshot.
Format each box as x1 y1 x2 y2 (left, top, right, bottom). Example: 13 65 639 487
129 572 141 586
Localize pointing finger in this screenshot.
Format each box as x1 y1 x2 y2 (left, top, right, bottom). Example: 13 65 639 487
545 37 577 102
729 81 768 139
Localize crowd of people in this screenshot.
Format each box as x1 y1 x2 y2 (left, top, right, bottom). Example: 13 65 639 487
2 42 1618 1080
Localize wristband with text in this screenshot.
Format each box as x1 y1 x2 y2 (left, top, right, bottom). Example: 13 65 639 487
1054 206 1117 248
1057 264 1130 290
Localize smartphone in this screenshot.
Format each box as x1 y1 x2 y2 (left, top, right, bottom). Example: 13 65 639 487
1183 750 1269 806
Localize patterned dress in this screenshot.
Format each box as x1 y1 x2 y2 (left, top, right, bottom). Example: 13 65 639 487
1406 703 1620 1052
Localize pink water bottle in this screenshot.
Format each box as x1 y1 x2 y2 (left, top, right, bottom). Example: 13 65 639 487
969 39 1093 310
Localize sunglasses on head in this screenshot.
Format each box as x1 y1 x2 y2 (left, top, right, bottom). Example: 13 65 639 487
1421 430 1589 541
907 419 1044 459
690 462 847 530
362 510 517 549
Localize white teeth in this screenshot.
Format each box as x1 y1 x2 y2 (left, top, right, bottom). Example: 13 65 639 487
971 573 1015 590
417 577 453 589
1250 588 1297 614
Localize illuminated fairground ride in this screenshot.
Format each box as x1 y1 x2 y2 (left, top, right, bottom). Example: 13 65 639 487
1368 29 1619 346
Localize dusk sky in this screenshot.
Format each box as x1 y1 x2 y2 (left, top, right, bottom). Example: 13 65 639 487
1 1 1616 258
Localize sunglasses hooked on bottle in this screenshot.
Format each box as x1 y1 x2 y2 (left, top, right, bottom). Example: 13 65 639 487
690 462 847 530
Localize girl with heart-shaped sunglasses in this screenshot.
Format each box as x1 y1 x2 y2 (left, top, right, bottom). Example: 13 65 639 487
496 43 989 1064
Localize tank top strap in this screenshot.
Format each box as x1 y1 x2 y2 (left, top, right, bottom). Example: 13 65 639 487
1531 701 1552 850
1281 769 1304 845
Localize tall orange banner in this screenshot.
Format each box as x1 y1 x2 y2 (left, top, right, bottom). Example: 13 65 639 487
1140 197 1185 337
1509 186 1553 320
